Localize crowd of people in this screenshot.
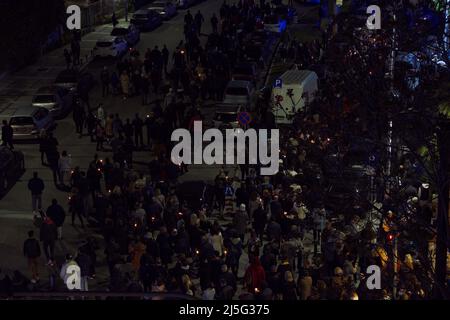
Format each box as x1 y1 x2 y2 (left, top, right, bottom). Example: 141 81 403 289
0 0 441 300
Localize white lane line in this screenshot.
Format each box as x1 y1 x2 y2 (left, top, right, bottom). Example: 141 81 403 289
0 210 33 220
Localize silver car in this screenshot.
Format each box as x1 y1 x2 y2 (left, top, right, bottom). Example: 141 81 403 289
212 104 245 131
222 80 256 108
111 24 141 46
148 1 177 20
32 86 73 119
8 106 55 141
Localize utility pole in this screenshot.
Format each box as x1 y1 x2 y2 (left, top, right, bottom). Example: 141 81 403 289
435 120 450 299
445 0 450 52
386 5 398 187
393 235 398 299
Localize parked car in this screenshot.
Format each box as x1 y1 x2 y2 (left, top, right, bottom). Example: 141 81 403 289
94 37 128 58
222 80 256 108
212 104 245 130
231 62 258 83
131 9 163 31
263 14 287 33
7 106 55 141
0 147 25 196
32 86 73 119
148 1 177 20
54 70 95 93
110 24 140 46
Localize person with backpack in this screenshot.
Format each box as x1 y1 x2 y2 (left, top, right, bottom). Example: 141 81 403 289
46 199 66 240
23 230 41 283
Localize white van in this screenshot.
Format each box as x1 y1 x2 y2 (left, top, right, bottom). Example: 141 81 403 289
271 70 318 125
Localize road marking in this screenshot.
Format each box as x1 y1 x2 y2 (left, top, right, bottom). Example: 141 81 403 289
0 210 33 220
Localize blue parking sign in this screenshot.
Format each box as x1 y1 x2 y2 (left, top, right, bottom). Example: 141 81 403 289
274 78 282 88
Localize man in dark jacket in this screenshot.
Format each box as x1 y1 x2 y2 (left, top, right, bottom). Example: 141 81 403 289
40 217 57 263
46 199 66 240
70 191 85 228
233 204 248 241
162 45 169 75
28 172 45 213
76 249 92 291
1 120 13 149
253 202 267 239
132 113 144 148
23 230 41 283
46 150 60 187
73 102 86 137
100 67 110 97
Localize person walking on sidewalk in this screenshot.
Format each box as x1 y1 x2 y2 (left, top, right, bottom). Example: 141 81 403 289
46 199 66 240
23 230 41 283
40 216 57 264
28 172 44 214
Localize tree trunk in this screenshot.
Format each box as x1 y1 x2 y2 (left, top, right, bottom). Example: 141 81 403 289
435 124 450 299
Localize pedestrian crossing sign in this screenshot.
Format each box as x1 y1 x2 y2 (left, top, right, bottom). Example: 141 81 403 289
225 186 234 196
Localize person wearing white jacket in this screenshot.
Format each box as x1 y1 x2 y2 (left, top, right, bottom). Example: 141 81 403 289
58 151 72 187
209 228 224 257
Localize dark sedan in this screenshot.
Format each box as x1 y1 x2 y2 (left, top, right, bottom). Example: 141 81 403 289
0 147 25 196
